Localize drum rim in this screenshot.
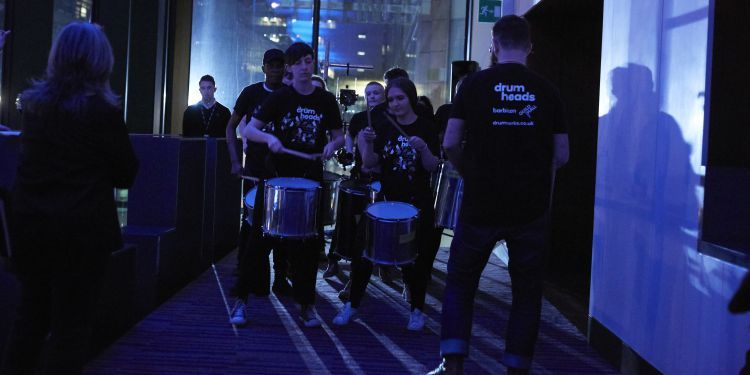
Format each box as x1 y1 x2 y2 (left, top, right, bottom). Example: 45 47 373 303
266 176 320 188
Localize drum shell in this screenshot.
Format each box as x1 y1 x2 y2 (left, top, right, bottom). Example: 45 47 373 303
262 177 320 238
243 186 258 225
364 202 419 265
434 161 463 230
321 171 342 226
333 180 375 260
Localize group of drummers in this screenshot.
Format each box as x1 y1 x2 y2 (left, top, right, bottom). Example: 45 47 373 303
219 41 453 331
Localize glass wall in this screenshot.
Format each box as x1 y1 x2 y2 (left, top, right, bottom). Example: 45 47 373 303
52 0 93 37
190 0 466 122
189 1 314 108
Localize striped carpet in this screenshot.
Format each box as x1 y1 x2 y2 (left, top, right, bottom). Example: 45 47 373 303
84 239 616 374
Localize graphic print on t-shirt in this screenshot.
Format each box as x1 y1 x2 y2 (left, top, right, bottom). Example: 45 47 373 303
251 104 275 133
492 82 539 127
382 135 417 181
277 105 324 148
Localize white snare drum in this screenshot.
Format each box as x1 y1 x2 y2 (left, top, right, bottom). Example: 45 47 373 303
364 201 419 265
433 161 463 229
243 186 258 225
262 177 320 238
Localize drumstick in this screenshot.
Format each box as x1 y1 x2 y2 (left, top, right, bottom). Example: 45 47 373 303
366 98 373 130
240 175 260 182
281 147 323 161
382 113 409 138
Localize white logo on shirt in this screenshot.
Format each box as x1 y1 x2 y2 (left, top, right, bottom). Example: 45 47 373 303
494 82 536 102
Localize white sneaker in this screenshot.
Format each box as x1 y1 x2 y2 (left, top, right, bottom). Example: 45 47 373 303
230 299 247 325
407 308 425 331
299 305 321 328
332 302 358 326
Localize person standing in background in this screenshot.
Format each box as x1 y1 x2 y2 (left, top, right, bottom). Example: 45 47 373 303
182 75 231 137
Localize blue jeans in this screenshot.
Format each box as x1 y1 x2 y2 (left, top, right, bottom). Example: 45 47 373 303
439 213 549 370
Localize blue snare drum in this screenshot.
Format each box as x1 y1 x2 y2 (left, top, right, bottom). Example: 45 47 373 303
263 177 321 238
364 201 419 265
433 161 463 229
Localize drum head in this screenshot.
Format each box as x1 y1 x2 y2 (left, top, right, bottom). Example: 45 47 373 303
267 177 319 189
366 201 418 220
244 187 257 208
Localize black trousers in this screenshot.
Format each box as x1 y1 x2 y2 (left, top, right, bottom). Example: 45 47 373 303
1 214 112 375
232 180 288 298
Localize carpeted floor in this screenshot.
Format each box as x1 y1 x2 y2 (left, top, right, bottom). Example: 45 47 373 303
85 239 616 374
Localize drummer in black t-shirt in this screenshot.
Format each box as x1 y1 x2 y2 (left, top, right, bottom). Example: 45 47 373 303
332 77 442 331
225 50 292 326
322 81 386 279
241 42 344 328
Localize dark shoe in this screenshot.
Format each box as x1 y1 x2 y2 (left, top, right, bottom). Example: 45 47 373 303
323 260 339 278
299 305 321 328
272 278 292 296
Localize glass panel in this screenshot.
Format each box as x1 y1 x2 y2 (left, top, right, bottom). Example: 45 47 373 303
189 1 315 108
52 0 93 38
316 0 463 119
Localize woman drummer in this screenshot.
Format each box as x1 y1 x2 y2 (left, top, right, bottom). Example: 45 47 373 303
332 77 442 330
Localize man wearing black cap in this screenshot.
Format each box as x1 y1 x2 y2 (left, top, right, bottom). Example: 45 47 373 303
225 49 289 325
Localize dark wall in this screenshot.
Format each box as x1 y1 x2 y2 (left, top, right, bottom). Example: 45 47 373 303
524 0 603 304
700 1 750 263
1 0 54 129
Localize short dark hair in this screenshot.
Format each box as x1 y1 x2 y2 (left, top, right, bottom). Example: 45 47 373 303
366 81 383 88
383 67 409 83
285 42 314 66
199 74 216 85
385 77 418 111
492 15 531 50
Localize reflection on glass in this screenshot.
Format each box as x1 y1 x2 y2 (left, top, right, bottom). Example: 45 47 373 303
52 0 93 38
190 1 465 124
189 1 314 107
317 1 458 119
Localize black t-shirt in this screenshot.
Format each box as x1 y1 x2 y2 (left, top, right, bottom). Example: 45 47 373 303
373 116 439 208
451 62 567 226
435 103 452 134
253 85 342 180
233 82 276 178
182 102 231 137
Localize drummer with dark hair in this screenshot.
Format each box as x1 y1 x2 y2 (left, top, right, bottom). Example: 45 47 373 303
241 42 344 327
322 81 386 279
332 77 442 331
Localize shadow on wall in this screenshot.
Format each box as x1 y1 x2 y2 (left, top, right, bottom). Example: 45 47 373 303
594 62 699 334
